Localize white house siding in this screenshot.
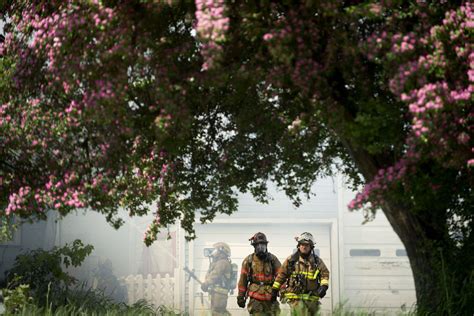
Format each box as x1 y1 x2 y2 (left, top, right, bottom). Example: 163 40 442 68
0 213 58 281
340 183 416 313
58 210 182 280
59 210 134 278
230 177 339 220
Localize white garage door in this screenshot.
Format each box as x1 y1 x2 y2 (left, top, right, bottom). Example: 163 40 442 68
343 226 416 312
189 222 333 315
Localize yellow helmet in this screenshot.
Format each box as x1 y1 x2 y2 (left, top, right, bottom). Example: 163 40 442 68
212 242 231 257
295 232 315 247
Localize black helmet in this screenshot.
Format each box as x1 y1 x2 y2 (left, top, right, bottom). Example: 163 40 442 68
249 232 268 246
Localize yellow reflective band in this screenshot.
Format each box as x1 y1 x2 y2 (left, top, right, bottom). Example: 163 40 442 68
320 279 329 286
272 281 281 289
213 286 229 294
284 293 319 301
290 269 320 280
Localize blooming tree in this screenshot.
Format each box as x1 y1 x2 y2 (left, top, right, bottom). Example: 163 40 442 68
1 1 472 313
1 1 207 241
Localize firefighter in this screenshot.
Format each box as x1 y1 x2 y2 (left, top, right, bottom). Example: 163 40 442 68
201 242 232 316
237 232 281 315
271 232 329 316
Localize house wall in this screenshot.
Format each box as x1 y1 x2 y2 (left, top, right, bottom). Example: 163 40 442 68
339 179 416 313
58 210 180 281
227 177 339 220
0 214 58 283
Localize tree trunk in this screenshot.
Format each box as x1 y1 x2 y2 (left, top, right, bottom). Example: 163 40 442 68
339 136 454 314
382 201 447 314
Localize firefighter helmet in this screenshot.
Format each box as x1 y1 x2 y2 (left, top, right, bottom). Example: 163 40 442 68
295 232 315 247
249 232 268 246
212 242 231 257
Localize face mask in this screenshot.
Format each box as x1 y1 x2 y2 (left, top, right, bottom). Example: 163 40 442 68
210 248 223 261
255 243 267 256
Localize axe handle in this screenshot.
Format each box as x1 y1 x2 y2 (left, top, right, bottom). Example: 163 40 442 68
183 267 204 285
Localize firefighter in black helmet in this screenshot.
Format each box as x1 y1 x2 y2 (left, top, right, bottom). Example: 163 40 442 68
237 232 281 315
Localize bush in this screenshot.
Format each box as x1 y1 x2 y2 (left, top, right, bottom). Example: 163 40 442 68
1 277 33 314
4 239 93 308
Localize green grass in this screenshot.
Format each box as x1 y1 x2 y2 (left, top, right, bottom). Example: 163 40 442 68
0 280 188 316
330 301 415 316
4 302 417 316
2 301 188 316
3 300 157 316
0 284 183 316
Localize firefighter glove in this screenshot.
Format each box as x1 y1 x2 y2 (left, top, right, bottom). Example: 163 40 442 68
201 282 209 292
237 296 246 308
316 285 328 298
271 289 279 302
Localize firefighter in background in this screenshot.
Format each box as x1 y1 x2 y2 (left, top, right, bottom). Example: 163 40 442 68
271 232 329 316
201 242 232 316
237 232 281 315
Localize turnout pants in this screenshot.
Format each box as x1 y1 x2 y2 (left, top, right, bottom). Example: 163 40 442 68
247 298 280 315
289 299 320 316
210 292 230 316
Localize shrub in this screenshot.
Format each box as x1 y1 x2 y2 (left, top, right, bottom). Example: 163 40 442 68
4 239 93 308
1 276 34 314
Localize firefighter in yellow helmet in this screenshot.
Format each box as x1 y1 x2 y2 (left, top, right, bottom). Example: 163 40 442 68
201 242 232 316
271 232 329 316
237 232 281 315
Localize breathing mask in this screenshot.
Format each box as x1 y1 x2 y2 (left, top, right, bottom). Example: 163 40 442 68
255 243 267 258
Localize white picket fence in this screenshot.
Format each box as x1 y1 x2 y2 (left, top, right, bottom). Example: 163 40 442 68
121 268 181 310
